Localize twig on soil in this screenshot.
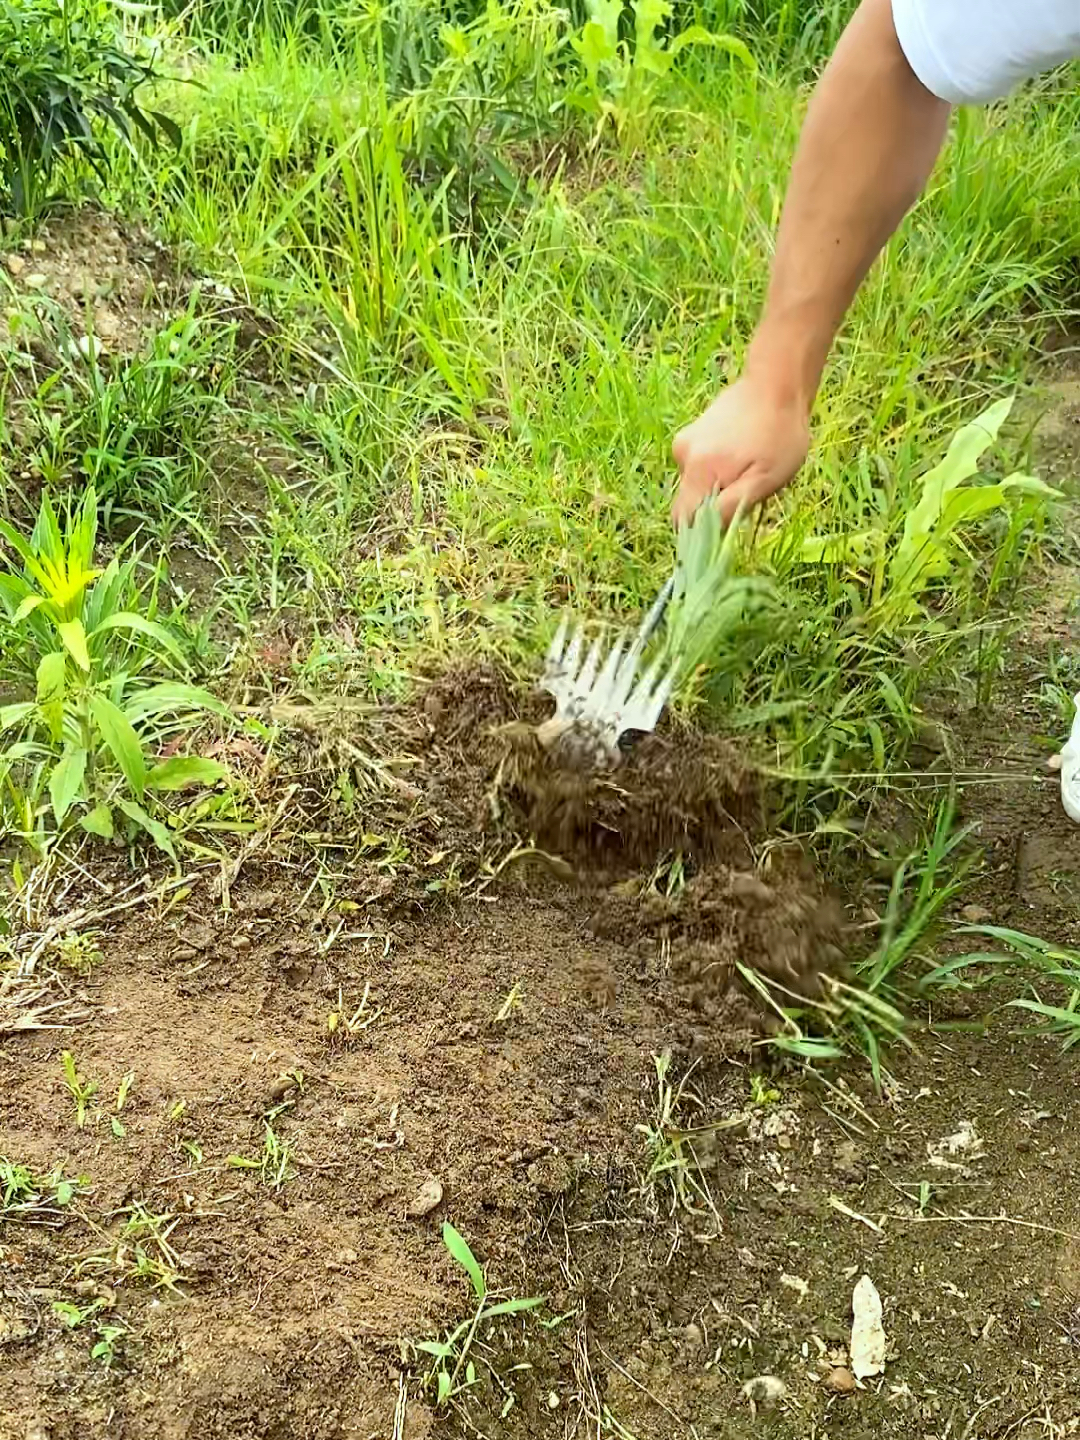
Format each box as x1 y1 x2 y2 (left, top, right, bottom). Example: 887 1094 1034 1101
828 1197 885 1234
392 1375 407 1440
0 973 92 1033
2 870 203 985
808 1069 879 1131
571 1317 603 1440
215 782 300 912
890 1211 1080 1242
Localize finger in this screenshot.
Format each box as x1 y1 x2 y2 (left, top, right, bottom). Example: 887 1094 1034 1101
671 454 749 528
671 426 691 468
714 468 781 526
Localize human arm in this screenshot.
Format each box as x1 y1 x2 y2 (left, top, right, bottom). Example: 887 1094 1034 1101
671 0 951 525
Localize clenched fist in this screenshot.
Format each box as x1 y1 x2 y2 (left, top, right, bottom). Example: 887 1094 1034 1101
671 374 811 528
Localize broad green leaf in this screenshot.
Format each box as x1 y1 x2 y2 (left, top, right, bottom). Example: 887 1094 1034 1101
123 682 231 723
89 612 186 663
483 1297 546 1318
572 18 619 82
116 797 177 863
90 694 146 798
893 397 1013 587
49 745 88 823
442 1221 485 1300
58 618 91 672
80 804 115 839
634 0 671 46
799 530 878 566
586 0 622 48
668 27 756 67
12 593 44 623
36 651 66 744
0 701 35 734
436 1371 452 1405
146 757 227 791
414 1341 454 1359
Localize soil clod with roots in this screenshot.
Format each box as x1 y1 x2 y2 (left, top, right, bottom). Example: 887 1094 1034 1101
419 669 850 1028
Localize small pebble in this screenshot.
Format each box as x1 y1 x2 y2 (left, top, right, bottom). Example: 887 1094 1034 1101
960 904 991 924
24 273 47 290
406 1177 444 1219
824 1366 856 1394
741 1375 786 1410
6 254 24 276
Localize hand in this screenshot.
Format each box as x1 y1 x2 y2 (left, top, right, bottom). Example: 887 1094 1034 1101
671 374 811 527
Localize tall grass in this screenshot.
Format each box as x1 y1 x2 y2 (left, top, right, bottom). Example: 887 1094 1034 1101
27 0 1080 813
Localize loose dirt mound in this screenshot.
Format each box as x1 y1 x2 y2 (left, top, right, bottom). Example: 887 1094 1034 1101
420 668 849 1016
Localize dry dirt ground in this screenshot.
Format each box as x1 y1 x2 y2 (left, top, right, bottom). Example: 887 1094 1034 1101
3 212 1080 1440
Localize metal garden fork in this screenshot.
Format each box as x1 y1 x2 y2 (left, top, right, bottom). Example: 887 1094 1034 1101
538 575 679 768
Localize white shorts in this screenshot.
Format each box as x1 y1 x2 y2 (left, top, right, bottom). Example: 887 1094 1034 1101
892 0 1080 104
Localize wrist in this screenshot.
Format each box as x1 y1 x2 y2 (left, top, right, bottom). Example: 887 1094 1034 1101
743 310 827 419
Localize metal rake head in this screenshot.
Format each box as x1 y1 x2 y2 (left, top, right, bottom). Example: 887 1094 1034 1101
539 577 678 766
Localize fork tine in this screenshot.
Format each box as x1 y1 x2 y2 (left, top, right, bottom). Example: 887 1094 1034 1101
546 615 569 671
593 632 626 705
576 632 604 693
611 634 644 709
640 657 681 730
630 575 675 657
622 654 664 731
564 621 584 678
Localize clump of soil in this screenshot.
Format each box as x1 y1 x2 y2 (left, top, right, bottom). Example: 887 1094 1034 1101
417 669 850 1011
591 864 846 1011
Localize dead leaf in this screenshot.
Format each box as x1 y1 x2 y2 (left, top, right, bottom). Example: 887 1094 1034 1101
850 1274 886 1380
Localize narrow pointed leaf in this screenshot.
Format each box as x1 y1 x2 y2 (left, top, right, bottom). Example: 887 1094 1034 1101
90 694 146 798
116 797 177 862
49 745 88 823
442 1222 485 1300
146 757 227 791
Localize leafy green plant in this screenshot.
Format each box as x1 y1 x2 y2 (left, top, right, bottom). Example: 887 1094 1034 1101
0 0 180 215
79 1200 186 1291
635 1049 725 1225
416 1222 544 1409
799 398 1057 621
396 0 567 231
860 795 977 994
1 1155 82 1217
661 501 767 691
925 925 1080 1050
49 927 101 974
226 1118 296 1188
0 485 229 857
741 797 973 1087
32 306 236 524
52 1293 128 1366
570 0 754 136
60 1048 97 1128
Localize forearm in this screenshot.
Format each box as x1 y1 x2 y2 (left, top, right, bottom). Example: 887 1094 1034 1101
746 0 951 411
